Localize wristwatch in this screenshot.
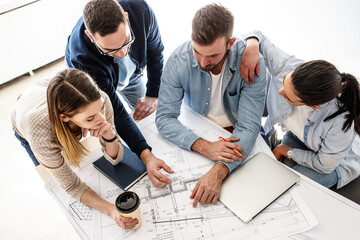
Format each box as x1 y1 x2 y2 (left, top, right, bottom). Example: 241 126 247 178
286 148 293 159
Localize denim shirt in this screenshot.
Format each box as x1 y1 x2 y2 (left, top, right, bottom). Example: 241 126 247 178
156 40 266 173
245 30 360 187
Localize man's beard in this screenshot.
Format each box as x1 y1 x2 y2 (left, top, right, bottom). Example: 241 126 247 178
199 50 228 72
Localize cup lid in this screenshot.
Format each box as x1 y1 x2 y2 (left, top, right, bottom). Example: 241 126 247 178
115 191 140 214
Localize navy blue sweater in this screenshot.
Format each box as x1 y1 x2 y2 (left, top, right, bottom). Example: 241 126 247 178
65 0 164 156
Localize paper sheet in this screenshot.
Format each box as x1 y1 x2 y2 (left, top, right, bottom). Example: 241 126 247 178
45 103 318 239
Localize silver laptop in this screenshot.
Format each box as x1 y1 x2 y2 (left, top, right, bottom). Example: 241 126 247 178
219 152 300 223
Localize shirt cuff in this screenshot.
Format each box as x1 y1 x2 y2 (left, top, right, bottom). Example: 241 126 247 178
242 32 260 44
291 148 303 164
183 132 202 151
73 185 90 201
219 160 243 173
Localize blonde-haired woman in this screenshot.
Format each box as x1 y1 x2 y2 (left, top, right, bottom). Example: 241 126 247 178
11 69 172 229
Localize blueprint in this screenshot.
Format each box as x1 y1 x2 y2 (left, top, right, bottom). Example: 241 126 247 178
45 104 318 240
45 153 101 240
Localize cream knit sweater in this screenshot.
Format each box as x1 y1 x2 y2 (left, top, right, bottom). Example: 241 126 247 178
11 80 124 200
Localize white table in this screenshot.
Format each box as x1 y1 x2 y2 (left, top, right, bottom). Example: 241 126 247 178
42 106 360 240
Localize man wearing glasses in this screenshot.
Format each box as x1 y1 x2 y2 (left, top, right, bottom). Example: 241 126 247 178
155 4 266 207
66 0 163 121
66 0 173 188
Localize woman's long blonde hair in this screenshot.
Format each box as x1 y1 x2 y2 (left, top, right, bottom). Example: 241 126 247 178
47 69 101 167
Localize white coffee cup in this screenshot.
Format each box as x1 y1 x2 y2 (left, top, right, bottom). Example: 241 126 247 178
115 191 142 229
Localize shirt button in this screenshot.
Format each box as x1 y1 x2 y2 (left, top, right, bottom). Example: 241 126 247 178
208 88 210 90
203 114 205 116
205 102 208 105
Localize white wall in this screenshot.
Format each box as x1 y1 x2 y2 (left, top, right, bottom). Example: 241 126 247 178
149 0 360 78
1 0 359 83
0 0 87 84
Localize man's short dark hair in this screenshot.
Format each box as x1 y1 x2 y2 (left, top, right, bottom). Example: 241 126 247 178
192 3 234 45
83 0 126 36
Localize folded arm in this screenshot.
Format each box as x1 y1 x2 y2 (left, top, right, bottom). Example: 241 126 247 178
292 120 355 174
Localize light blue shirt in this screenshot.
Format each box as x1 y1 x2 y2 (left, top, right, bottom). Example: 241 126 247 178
156 40 266 173
115 55 137 90
245 30 360 187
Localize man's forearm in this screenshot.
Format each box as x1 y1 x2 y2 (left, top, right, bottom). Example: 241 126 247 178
212 162 229 179
139 148 153 165
246 37 259 47
191 138 208 155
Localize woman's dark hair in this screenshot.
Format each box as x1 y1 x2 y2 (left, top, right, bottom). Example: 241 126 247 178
291 60 360 135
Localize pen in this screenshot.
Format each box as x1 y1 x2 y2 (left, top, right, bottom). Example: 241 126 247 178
218 136 244 158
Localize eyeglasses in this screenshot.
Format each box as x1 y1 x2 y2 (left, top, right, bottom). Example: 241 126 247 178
93 22 135 56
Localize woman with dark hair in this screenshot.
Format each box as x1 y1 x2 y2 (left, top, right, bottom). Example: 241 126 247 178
241 30 360 189
11 68 172 229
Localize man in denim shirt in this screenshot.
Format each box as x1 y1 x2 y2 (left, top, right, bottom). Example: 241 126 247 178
156 4 266 207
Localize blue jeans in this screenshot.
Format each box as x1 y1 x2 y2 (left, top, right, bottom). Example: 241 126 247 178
14 130 40 166
282 131 338 188
118 74 146 110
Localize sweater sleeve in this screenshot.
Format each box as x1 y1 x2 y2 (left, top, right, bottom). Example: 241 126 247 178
25 114 89 201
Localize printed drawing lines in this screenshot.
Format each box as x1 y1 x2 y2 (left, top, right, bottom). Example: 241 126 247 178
69 200 93 221
56 108 317 240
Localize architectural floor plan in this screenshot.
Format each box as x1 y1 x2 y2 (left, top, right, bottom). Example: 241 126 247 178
46 104 317 240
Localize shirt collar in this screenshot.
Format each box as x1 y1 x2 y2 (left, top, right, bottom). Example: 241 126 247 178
307 99 336 123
